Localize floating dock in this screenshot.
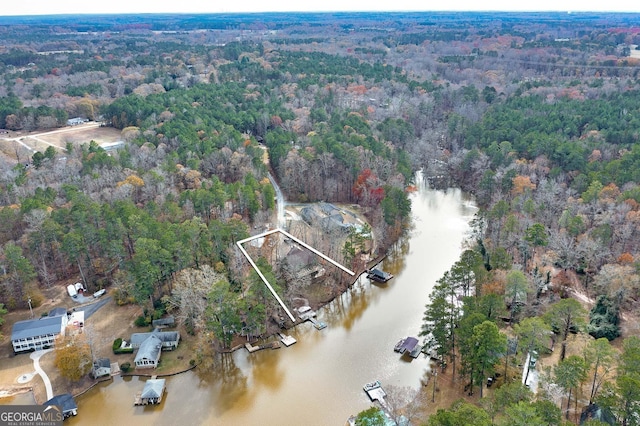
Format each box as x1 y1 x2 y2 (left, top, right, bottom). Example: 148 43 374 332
363 381 387 402
409 345 422 358
278 333 297 346
308 317 327 330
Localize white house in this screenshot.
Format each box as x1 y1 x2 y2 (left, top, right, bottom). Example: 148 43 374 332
11 308 68 353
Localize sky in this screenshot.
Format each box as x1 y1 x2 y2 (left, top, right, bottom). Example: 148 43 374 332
1 0 638 16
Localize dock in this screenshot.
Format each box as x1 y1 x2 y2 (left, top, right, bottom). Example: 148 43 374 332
296 306 327 330
134 378 165 406
278 333 297 346
409 345 422 358
245 341 281 353
363 381 387 403
366 268 393 283
394 337 419 354
308 317 327 330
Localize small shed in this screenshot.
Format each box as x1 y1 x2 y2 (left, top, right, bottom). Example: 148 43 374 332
92 358 111 378
136 378 166 405
43 393 78 418
152 316 175 329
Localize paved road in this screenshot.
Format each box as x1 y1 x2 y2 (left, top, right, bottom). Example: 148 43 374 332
30 349 54 401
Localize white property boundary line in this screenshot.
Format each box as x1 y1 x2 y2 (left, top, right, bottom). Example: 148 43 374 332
236 228 355 323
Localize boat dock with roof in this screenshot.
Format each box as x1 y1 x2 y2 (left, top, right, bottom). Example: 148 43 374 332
394 337 420 357
363 381 387 403
366 268 393 283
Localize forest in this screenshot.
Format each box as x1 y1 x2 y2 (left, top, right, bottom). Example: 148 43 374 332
1 10 640 425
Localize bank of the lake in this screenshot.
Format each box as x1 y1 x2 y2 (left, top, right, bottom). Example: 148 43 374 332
62 179 476 426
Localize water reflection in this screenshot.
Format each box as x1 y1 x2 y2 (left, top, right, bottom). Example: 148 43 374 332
60 183 476 426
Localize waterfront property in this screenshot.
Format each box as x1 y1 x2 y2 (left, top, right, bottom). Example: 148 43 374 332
92 358 112 378
134 335 163 369
11 308 68 353
131 331 180 369
135 378 166 405
131 331 180 350
43 393 78 418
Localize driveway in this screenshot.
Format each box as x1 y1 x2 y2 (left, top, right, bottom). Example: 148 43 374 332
68 296 111 320
30 349 53 401
522 352 539 394
77 296 111 320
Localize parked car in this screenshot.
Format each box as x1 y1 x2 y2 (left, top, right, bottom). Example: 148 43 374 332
529 351 538 368
93 289 106 298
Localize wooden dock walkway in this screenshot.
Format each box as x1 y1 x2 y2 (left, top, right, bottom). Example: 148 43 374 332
245 341 281 353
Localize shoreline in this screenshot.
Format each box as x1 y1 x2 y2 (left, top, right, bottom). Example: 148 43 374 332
35 253 389 403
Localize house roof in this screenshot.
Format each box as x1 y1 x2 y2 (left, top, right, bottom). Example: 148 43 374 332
11 316 64 342
48 307 67 317
152 316 175 327
131 331 179 346
370 269 390 279
134 335 162 363
400 337 419 352
141 379 166 399
94 358 111 368
43 393 77 414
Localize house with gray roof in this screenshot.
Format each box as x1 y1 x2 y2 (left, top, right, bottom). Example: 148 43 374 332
134 335 162 369
131 330 180 351
11 309 68 353
91 358 111 378
151 316 175 329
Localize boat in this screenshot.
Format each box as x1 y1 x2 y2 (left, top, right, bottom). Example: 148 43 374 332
409 345 422 358
363 380 382 392
366 268 393 283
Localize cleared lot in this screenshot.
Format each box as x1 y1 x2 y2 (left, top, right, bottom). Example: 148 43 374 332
0 123 122 159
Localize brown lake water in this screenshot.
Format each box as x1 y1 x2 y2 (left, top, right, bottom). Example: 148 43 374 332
55 179 477 426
